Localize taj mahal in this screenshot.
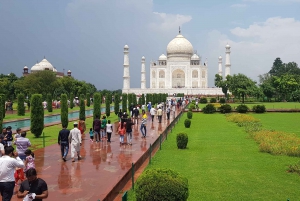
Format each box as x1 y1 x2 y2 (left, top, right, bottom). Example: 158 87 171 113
122 30 231 95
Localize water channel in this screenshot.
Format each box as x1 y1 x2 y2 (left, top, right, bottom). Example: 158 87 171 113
3 106 115 130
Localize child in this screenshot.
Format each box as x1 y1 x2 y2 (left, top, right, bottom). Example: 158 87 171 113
24 149 35 172
89 128 94 142
14 167 25 186
106 120 113 143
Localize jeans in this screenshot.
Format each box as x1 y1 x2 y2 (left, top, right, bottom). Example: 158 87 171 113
140 124 146 137
101 129 106 138
0 181 15 201
19 155 26 161
119 135 124 143
94 131 101 142
158 115 162 123
60 141 69 158
167 112 170 120
127 131 132 143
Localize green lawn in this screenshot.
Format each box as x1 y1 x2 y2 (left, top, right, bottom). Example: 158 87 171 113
128 113 300 200
198 102 300 110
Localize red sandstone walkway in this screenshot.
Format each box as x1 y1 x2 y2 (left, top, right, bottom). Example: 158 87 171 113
9 110 180 201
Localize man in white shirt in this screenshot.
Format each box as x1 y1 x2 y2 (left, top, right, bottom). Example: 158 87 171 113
157 107 163 123
150 106 156 122
68 122 82 162
0 146 24 200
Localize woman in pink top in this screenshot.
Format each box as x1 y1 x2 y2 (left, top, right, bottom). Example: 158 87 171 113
24 149 35 172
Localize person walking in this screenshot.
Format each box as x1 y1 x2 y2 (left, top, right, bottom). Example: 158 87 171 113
0 146 24 201
101 116 107 139
172 104 176 118
126 118 134 145
89 128 94 143
140 110 147 138
157 107 163 123
17 168 48 200
14 131 31 161
150 106 156 122
93 115 101 142
118 121 126 144
106 120 113 143
24 149 35 172
166 105 170 120
69 122 82 162
5 126 13 146
133 107 139 124
58 125 70 162
78 119 86 135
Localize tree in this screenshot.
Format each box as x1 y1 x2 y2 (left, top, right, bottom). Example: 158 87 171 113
269 58 300 77
70 92 74 109
273 74 299 101
132 93 137 106
0 96 3 131
93 93 101 120
127 93 133 111
86 93 91 107
114 93 120 115
227 74 257 103
141 94 145 105
61 94 68 128
214 74 229 99
79 94 85 121
30 94 44 137
122 93 127 112
258 73 276 101
46 93 53 112
17 93 25 116
105 93 111 117
0 94 5 119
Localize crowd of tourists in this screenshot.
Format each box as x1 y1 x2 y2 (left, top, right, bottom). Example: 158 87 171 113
0 126 48 201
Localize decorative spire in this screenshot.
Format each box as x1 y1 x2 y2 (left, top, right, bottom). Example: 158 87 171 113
179 26 181 34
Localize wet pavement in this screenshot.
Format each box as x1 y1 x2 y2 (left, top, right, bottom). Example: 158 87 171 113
10 110 180 201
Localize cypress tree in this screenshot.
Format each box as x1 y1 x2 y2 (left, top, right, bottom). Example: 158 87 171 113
141 94 145 105
70 92 74 109
86 93 91 107
79 94 85 121
114 93 120 115
122 93 127 113
30 94 44 138
0 94 5 119
0 96 3 131
46 93 53 112
105 93 111 117
17 93 25 116
127 93 133 111
138 96 142 106
61 94 68 128
146 94 150 105
93 93 101 120
132 93 137 106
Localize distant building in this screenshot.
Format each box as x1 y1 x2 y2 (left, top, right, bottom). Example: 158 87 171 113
22 57 72 77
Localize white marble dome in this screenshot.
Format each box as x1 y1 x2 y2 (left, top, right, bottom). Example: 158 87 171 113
23 65 28 69
159 54 167 60
191 54 199 60
31 62 42 71
167 34 193 57
39 58 54 71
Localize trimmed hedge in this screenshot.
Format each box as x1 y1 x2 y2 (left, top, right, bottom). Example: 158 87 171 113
61 94 68 128
79 94 85 120
202 104 216 114
177 133 188 149
252 105 266 113
135 168 189 201
93 93 101 119
199 97 207 104
86 93 91 107
0 96 3 131
187 111 193 119
184 119 191 128
219 104 232 113
236 104 249 113
219 98 226 104
210 98 216 103
70 92 74 109
17 93 25 116
30 94 44 137
46 93 52 112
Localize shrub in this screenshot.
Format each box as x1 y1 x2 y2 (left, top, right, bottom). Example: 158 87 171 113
252 105 266 113
0 96 3 131
70 92 74 109
219 104 232 113
210 98 216 103
202 104 216 114
177 133 188 149
93 93 101 119
60 94 68 128
122 93 127 112
199 98 207 104
236 104 249 113
219 98 226 104
86 93 91 107
0 94 5 119
184 119 191 128
114 93 120 115
288 162 300 175
30 94 44 137
17 93 25 116
105 93 111 117
46 93 52 112
135 168 189 201
79 94 85 120
189 103 195 111
187 111 193 119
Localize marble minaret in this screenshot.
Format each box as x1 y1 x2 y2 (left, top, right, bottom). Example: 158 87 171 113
225 44 231 77
218 56 222 76
141 56 146 89
123 45 130 90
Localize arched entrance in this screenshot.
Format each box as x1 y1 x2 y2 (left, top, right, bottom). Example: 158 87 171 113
172 69 185 88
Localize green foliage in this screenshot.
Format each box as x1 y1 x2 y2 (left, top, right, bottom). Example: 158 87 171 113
114 93 120 115
177 93 185 97
187 111 193 119
219 104 232 113
236 104 249 113
199 98 207 104
219 98 226 104
0 94 5 119
93 93 101 119
135 168 189 201
0 96 3 131
215 74 229 98
177 133 188 149
105 93 111 117
122 93 128 112
189 103 195 111
17 93 25 116
288 162 300 175
132 93 137 106
79 94 85 120
46 93 52 112
184 119 191 128
70 92 74 109
141 94 145 105
86 93 91 107
60 94 68 128
30 94 44 137
210 98 216 103
202 104 216 114
252 105 266 113
127 93 133 111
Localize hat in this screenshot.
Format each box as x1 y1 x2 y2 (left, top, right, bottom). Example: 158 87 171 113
73 122 78 125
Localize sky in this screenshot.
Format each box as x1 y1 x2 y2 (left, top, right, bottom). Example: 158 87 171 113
0 0 300 90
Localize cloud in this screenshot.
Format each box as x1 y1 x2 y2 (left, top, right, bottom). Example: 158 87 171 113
230 4 247 8
208 17 300 84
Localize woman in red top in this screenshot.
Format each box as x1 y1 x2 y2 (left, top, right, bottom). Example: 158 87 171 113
118 121 126 144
